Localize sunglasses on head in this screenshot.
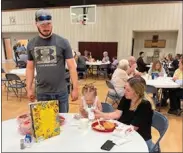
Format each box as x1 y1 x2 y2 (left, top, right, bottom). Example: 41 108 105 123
36 15 52 21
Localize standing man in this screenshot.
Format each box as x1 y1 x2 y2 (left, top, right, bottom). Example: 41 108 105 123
26 9 79 113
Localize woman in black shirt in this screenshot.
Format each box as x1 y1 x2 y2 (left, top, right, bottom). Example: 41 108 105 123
94 76 155 151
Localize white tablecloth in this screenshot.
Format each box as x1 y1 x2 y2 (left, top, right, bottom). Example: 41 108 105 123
2 113 148 152
146 64 173 69
143 75 180 89
86 61 110 66
9 69 37 76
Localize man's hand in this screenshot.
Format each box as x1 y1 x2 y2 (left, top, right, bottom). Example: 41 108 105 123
71 88 79 101
135 72 142 76
27 88 35 102
131 63 137 71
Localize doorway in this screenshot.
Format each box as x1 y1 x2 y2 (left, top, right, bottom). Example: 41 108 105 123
3 38 13 60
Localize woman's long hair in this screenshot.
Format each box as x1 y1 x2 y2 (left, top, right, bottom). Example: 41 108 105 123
127 76 155 110
152 60 162 72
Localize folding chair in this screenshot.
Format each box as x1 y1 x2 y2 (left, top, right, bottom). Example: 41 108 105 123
150 111 169 152
1 68 7 87
98 64 108 79
17 61 27 68
65 72 71 94
105 80 121 106
5 73 27 101
101 102 114 113
146 85 159 104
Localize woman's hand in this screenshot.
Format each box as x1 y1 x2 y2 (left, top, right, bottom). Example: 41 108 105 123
93 109 104 119
173 76 178 81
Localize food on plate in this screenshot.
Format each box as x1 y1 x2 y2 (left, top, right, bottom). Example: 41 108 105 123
94 124 105 130
103 121 115 130
94 121 115 131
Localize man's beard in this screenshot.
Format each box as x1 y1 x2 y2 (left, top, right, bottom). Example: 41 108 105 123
38 27 52 38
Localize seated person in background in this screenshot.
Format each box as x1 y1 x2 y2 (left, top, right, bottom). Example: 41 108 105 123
76 52 87 79
128 56 141 77
16 42 23 52
21 44 26 51
167 53 174 63
173 58 183 82
110 59 129 98
111 56 118 70
148 60 166 76
172 57 183 84
137 51 147 73
108 57 118 77
168 59 183 115
83 50 89 61
18 52 28 63
171 54 181 71
79 84 102 118
94 76 155 151
102 51 110 63
148 60 168 106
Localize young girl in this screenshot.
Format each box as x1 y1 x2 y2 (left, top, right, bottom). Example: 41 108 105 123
79 84 102 119
148 60 166 76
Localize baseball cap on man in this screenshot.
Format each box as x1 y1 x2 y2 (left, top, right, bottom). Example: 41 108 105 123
35 9 52 24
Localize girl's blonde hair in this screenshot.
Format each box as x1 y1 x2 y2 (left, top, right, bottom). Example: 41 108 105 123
82 83 97 97
128 76 155 110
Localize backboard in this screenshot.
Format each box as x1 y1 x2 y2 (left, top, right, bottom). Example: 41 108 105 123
70 5 96 25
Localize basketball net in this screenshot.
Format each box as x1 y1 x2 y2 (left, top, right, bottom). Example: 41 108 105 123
81 20 86 25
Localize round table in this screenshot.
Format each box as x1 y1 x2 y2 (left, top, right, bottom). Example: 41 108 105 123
144 76 180 89
9 68 37 76
2 113 148 152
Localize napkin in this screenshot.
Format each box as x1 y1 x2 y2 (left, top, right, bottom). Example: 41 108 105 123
113 138 132 146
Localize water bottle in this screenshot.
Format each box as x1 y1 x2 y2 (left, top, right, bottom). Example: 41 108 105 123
88 108 95 121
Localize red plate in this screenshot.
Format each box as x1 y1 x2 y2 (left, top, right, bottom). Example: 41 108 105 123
91 121 116 132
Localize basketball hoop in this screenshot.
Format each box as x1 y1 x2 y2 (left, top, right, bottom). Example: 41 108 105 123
70 5 96 25
81 20 86 25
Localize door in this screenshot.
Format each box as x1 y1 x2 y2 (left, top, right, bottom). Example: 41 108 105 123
3 38 13 60
131 38 135 56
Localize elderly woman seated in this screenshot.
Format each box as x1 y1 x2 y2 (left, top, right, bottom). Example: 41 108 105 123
109 59 129 98
102 51 110 63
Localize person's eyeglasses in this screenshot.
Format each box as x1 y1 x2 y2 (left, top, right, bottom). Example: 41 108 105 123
36 15 52 21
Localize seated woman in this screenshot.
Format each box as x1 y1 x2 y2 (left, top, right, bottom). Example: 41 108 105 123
102 51 110 63
107 57 118 78
110 59 129 98
148 60 166 77
148 60 169 106
94 76 155 151
168 59 183 115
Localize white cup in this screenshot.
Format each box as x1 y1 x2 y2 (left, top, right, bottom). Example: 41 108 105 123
79 118 89 130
